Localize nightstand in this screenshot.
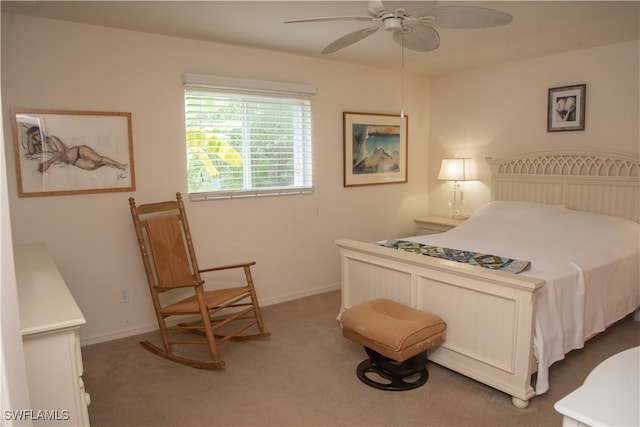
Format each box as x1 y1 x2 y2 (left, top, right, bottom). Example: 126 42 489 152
554 346 639 427
413 216 465 235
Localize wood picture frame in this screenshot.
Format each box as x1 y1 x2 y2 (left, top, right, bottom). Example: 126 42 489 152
343 112 408 187
11 109 135 197
547 84 586 132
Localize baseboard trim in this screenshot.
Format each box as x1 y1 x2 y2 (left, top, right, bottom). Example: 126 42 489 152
260 282 341 307
80 322 159 347
80 282 341 347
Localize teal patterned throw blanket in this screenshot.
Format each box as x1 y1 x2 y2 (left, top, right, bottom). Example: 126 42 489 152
379 240 531 274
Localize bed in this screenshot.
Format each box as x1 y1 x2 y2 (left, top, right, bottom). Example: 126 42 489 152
336 150 640 408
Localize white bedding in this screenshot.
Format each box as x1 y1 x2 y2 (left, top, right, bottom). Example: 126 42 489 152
402 201 640 394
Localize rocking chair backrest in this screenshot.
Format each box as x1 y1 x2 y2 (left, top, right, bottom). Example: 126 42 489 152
130 193 202 290
146 215 195 288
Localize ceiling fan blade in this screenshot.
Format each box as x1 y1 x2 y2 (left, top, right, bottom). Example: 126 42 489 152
322 25 381 54
284 16 374 24
393 24 440 53
380 1 437 17
429 6 512 29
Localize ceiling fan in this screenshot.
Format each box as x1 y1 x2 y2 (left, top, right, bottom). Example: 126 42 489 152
284 1 512 54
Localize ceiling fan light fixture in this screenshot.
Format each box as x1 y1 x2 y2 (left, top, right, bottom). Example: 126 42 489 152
383 17 402 31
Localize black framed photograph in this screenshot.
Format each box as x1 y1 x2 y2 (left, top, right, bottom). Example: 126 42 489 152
547 84 586 132
343 112 408 187
11 109 135 197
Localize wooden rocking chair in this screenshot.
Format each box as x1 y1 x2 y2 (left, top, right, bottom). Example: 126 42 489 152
128 192 270 369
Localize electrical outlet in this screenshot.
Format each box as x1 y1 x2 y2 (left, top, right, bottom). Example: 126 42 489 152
120 288 129 303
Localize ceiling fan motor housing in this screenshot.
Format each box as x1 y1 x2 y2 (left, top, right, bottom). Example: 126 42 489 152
383 17 403 31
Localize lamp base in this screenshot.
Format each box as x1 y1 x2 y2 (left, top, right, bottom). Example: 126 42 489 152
447 182 464 218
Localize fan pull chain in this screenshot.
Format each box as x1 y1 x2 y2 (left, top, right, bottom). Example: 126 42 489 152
400 32 405 118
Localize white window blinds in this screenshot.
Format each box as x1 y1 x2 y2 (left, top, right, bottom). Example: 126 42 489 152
183 74 315 200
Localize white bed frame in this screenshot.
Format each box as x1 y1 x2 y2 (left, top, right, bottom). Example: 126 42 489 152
336 150 639 408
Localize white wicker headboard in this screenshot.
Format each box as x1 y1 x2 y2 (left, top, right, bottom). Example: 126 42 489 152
488 150 640 223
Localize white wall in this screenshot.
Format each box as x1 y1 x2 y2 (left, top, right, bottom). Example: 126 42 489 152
429 40 640 217
1 14 431 344
1 18 33 421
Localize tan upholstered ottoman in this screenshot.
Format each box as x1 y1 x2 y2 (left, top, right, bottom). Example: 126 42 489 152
341 298 446 391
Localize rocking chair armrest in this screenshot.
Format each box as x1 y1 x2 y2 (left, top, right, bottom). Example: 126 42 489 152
199 261 256 273
156 279 205 291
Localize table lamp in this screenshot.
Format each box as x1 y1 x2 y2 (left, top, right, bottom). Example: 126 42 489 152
437 157 475 218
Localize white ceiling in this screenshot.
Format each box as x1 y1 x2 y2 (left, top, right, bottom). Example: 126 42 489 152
2 1 639 75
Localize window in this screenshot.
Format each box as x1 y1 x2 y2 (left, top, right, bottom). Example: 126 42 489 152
183 74 315 200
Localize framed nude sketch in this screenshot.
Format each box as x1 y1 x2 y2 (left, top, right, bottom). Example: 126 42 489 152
343 112 408 187
547 84 586 132
11 109 135 197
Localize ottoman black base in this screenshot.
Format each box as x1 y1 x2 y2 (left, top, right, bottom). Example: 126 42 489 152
356 347 429 391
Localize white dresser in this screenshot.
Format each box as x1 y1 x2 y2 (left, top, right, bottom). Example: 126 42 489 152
14 243 90 426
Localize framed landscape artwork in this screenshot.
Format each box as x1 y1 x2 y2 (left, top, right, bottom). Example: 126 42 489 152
547 84 586 132
11 109 135 197
343 112 408 187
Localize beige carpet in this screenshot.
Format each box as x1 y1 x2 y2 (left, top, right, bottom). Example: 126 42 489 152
82 290 640 426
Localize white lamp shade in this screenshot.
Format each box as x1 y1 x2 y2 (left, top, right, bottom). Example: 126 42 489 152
437 158 475 181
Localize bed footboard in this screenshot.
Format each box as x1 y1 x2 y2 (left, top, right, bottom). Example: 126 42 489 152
336 239 545 408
